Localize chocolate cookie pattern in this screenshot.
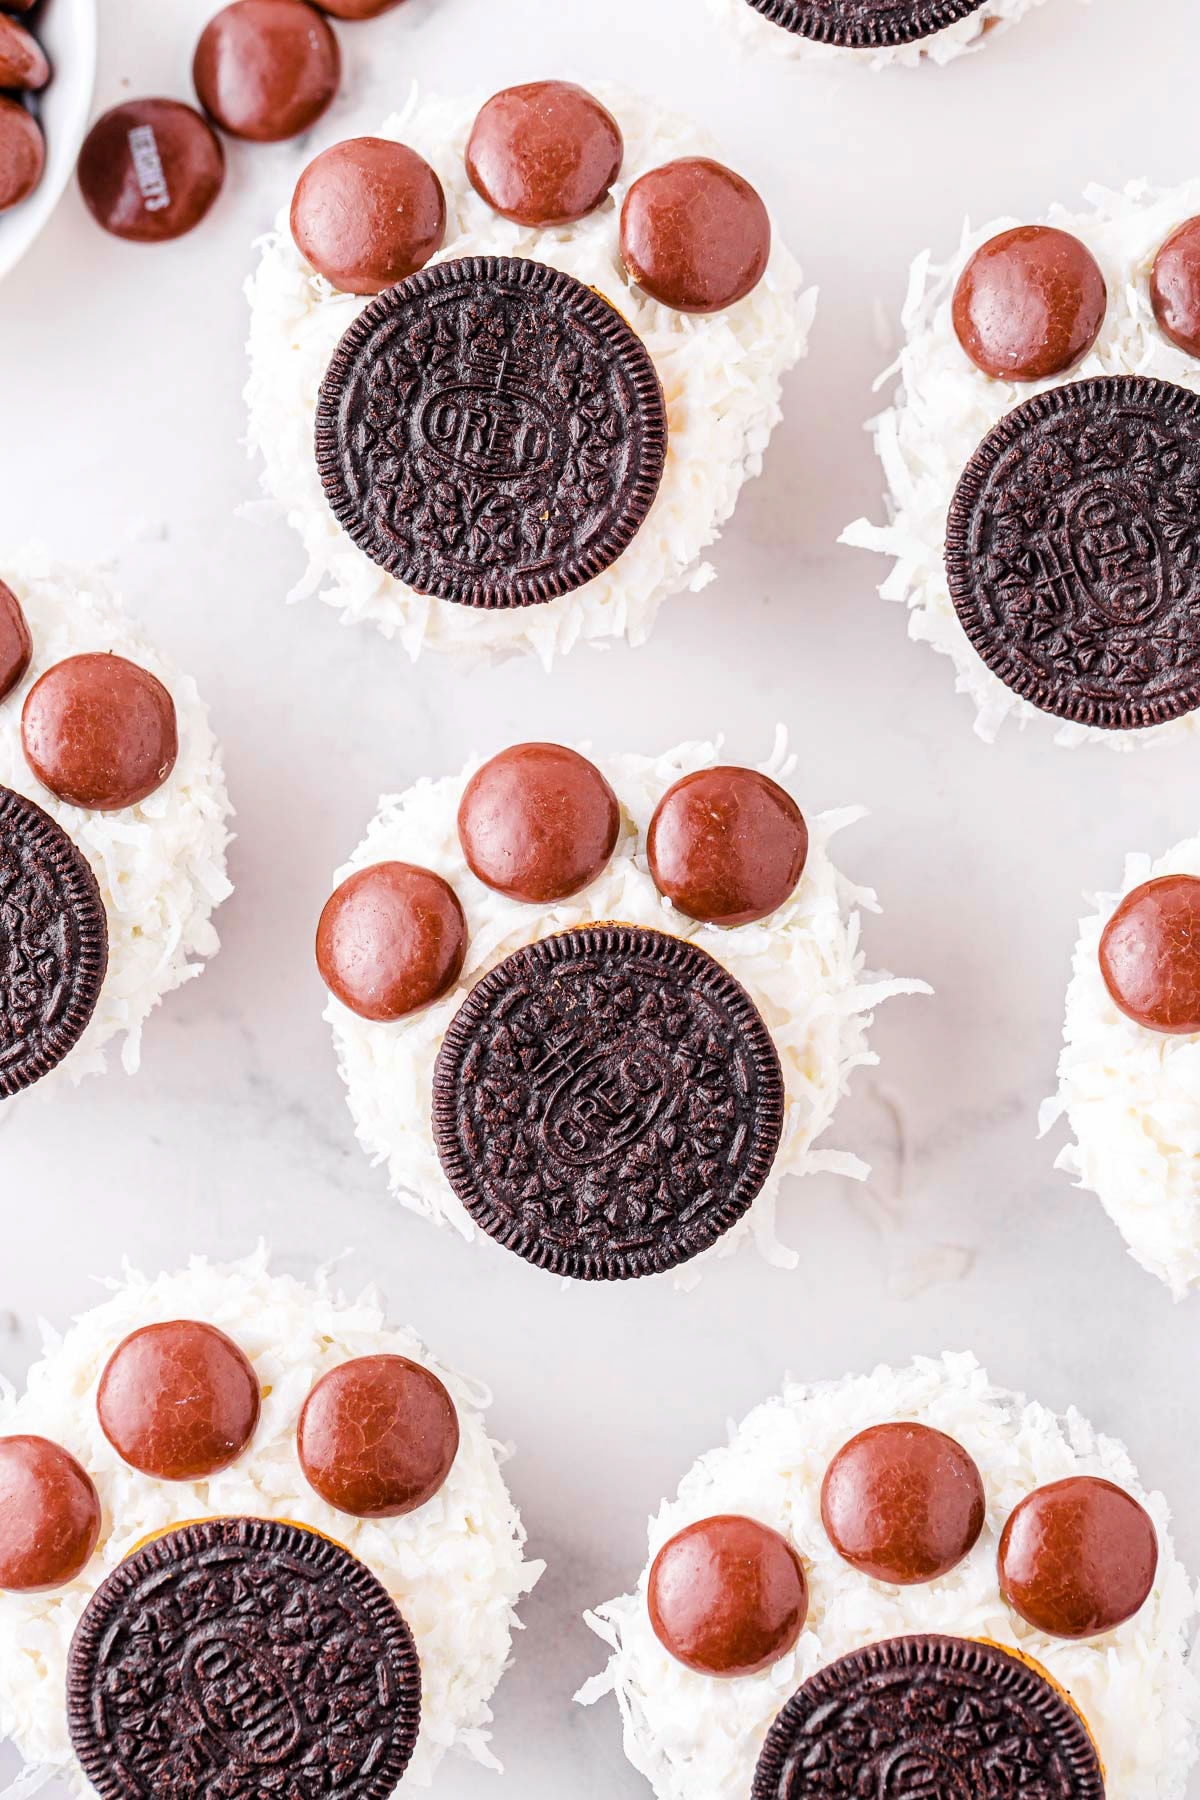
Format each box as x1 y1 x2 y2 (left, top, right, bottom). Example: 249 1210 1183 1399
945 376 1200 729
432 925 785 1279
0 786 108 1096
315 255 668 609
67 1517 421 1800
752 1635 1104 1800
745 0 987 47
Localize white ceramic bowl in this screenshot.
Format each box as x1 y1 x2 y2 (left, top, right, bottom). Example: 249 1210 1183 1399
0 0 97 284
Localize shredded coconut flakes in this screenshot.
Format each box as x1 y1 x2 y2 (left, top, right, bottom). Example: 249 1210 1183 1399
1041 836 1200 1299
0 548 232 1090
0 1251 543 1794
581 1351 1199 1800
843 179 1200 747
244 86 813 666
326 733 929 1283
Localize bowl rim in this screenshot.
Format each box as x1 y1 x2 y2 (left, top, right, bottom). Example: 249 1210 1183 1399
0 0 100 286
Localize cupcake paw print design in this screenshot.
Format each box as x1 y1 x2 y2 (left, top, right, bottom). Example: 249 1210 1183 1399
0 1254 541 1795
0 550 231 1094
705 0 1056 69
582 1354 1198 1799
245 82 814 663
316 737 928 1283
1043 846 1200 1297
846 181 1200 745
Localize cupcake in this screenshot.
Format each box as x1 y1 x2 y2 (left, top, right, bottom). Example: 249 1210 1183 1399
706 0 1053 67
315 734 927 1284
245 83 812 664
1041 841 1200 1298
581 1352 1198 1800
0 1251 542 1794
0 549 231 1095
845 180 1200 745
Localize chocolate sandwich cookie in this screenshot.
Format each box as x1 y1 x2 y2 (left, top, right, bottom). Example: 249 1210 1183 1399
432 924 784 1280
0 786 108 1097
67 1517 422 1800
945 375 1200 729
744 0 987 45
315 255 668 608
752 1635 1104 1800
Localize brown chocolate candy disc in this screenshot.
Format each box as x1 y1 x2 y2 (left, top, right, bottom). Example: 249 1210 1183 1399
97 1320 261 1481
1151 217 1200 359
821 1423 986 1585
312 0 406 13
317 861 467 1022
648 766 808 927
22 654 178 812
621 158 770 315
952 226 1107 382
466 81 623 227
999 1476 1158 1639
291 136 446 295
0 15 48 89
78 100 225 244
457 743 620 903
648 1515 808 1677
0 99 44 212
0 579 32 702
193 0 340 144
0 1436 101 1591
1099 874 1200 1035
298 1354 460 1518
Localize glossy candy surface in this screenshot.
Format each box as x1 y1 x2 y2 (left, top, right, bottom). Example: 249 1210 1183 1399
951 226 1107 381
97 1321 261 1480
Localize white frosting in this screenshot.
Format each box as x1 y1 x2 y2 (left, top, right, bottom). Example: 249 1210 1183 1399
325 733 929 1281
1040 839 1200 1299
0 1251 543 1795
244 87 813 666
580 1352 1199 1800
0 548 232 1089
843 179 1200 746
705 0 1047 66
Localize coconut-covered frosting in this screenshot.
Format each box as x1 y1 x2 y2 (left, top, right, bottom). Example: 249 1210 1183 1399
0 1251 543 1795
0 549 232 1088
1040 838 1200 1300
324 733 928 1279
843 179 1200 747
580 1351 1199 1800
244 86 813 666
705 0 1048 67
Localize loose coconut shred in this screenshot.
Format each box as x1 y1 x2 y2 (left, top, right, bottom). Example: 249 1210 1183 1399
1041 838 1200 1300
580 1352 1200 1800
844 179 1200 746
0 548 232 1089
325 733 929 1282
244 86 813 665
705 0 1050 68
0 1252 543 1795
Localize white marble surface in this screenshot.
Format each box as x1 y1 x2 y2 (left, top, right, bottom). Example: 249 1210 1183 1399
0 0 1197 1793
